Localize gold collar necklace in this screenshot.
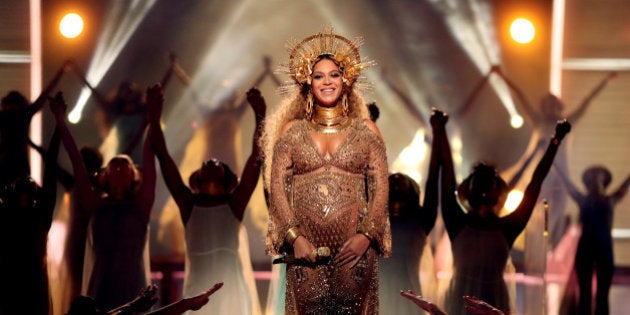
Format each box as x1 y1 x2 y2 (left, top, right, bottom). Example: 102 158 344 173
310 105 351 134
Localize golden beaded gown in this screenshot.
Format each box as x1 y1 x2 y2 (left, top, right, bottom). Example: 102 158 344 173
267 118 391 315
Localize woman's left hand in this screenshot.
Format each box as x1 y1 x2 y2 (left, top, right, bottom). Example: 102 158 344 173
334 234 370 268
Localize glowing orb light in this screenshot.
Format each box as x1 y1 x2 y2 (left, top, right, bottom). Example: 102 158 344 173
59 13 84 39
510 114 524 129
510 18 535 44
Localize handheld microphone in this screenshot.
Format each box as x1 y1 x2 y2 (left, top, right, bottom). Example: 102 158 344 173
273 246 331 264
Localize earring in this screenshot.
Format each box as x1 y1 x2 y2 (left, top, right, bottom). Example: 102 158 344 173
342 93 349 115
306 92 314 119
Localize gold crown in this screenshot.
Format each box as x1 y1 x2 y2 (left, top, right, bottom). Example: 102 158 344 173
278 26 375 92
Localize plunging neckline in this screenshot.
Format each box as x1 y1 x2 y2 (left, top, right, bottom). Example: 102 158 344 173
304 119 354 161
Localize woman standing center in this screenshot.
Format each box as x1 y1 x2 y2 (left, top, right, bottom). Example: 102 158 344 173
262 26 391 314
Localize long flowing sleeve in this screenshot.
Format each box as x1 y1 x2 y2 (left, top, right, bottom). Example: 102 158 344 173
266 133 298 256
358 128 391 257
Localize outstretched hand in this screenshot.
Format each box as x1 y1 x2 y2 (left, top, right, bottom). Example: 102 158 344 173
554 119 571 141
463 296 505 315
187 282 224 311
400 290 447 315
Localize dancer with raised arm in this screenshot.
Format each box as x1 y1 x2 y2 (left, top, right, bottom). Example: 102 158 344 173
433 108 570 315
150 84 265 315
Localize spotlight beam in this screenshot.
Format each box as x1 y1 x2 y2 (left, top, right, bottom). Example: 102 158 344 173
68 0 158 123
433 0 521 127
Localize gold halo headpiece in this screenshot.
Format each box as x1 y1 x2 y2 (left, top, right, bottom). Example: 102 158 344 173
278 26 375 93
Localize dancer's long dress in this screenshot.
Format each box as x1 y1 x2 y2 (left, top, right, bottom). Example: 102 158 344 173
445 226 511 315
379 217 426 314
183 204 260 315
267 119 391 315
87 201 150 311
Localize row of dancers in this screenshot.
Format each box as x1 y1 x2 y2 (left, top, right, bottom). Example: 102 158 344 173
0 54 628 314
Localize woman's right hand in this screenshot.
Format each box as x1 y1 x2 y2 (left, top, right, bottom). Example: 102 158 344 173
293 236 316 263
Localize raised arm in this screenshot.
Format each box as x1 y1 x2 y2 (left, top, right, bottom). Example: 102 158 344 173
27 137 74 191
567 71 617 123
41 124 62 230
381 68 429 129
229 87 266 221
505 142 540 190
158 53 178 90
420 111 441 233
230 57 280 117
71 61 110 107
504 120 571 242
148 85 194 224
492 65 539 126
28 60 73 116
137 85 159 220
432 109 465 240
454 66 493 120
49 92 97 210
610 174 630 204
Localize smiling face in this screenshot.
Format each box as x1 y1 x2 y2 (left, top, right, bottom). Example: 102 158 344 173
311 58 344 107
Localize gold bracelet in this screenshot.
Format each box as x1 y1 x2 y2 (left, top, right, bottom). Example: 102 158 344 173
356 218 375 242
285 227 302 245
359 231 373 242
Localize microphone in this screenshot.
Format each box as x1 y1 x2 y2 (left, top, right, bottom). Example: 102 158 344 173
273 246 331 264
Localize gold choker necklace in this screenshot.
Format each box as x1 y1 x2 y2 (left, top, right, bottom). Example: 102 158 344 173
310 105 351 134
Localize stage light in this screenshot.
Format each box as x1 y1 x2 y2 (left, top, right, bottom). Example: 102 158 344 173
510 18 535 44
510 114 524 129
59 13 84 39
69 1 157 123
504 189 524 213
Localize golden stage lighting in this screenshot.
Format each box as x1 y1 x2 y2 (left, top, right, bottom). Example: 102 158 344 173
59 13 84 39
504 190 524 213
510 18 535 44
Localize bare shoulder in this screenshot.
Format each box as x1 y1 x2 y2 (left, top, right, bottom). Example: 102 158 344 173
362 118 383 139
